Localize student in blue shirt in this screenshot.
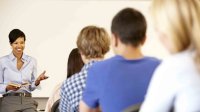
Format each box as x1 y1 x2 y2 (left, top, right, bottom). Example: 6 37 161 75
0 29 48 112
79 8 161 112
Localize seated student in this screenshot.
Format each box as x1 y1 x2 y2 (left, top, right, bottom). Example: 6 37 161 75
79 8 161 112
140 0 200 112
59 26 110 112
45 48 84 112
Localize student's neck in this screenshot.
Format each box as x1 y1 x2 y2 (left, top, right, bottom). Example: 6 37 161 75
84 57 103 64
117 45 144 60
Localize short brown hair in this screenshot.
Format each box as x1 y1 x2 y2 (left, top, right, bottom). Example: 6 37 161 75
111 8 147 47
76 26 110 59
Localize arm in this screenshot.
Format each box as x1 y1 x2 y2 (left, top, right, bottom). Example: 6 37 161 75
0 61 6 94
30 58 37 90
81 65 100 111
59 81 70 112
30 58 48 88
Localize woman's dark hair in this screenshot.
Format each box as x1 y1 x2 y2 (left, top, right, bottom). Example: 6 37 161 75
67 48 84 78
9 29 26 44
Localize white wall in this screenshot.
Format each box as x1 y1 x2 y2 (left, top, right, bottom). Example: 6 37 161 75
0 0 169 97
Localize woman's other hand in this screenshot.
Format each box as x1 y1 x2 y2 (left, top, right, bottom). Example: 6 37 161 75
35 71 49 86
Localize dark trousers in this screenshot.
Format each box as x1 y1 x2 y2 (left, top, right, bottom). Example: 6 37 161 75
0 96 38 112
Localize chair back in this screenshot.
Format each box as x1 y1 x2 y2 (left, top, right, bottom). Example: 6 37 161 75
51 99 60 112
123 103 141 112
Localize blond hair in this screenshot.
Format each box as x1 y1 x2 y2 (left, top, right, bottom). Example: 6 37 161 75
151 0 200 70
76 25 110 59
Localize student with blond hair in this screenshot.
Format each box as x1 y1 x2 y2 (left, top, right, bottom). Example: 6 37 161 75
59 25 110 112
140 0 200 112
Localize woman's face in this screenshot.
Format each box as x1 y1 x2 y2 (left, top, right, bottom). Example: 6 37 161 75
11 37 25 56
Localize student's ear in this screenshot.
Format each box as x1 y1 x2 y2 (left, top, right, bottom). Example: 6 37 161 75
141 35 147 45
80 54 87 64
112 33 118 47
78 51 86 64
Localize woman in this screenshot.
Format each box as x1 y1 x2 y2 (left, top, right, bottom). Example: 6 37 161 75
45 48 84 112
0 29 48 112
140 0 200 112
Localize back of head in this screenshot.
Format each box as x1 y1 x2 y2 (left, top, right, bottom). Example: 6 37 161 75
151 0 200 70
111 8 147 47
9 29 26 44
67 48 84 78
76 25 110 59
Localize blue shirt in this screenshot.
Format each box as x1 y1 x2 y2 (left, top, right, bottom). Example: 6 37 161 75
82 55 161 112
0 53 37 94
59 61 96 112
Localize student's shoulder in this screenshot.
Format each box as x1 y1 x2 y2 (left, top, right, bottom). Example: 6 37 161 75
144 56 161 65
62 73 85 93
62 76 75 89
92 56 118 68
160 51 194 71
64 73 83 85
145 56 161 62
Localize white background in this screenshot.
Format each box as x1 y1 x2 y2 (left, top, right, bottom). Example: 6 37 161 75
0 0 169 97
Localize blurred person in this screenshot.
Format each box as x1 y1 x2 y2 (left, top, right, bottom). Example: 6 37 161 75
79 8 160 112
140 0 200 112
0 29 48 112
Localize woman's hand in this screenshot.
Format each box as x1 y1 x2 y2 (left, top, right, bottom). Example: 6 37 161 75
35 71 49 86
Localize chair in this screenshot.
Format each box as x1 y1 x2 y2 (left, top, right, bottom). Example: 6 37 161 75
123 103 141 112
51 99 60 112
0 97 2 103
0 97 2 109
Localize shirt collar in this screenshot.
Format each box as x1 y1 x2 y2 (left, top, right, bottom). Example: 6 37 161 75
8 52 28 62
81 60 97 71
